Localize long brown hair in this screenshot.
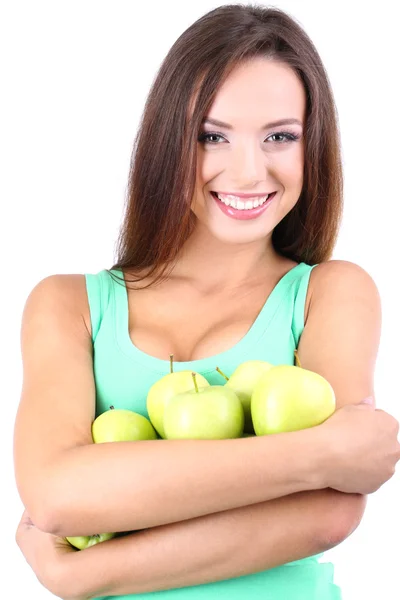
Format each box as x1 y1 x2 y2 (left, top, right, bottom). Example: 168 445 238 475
109 4 343 288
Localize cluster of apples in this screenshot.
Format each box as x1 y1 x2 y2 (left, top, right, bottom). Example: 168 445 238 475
147 352 336 439
66 351 336 550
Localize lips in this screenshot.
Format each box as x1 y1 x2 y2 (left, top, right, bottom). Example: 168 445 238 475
210 190 277 220
210 191 273 207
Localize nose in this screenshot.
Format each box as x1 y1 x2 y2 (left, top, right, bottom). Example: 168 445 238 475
228 140 266 187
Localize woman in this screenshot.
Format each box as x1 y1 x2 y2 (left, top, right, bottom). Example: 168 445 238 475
14 4 400 600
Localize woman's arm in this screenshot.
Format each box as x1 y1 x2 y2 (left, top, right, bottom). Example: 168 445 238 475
14 274 325 537
291 259 381 524
57 487 364 599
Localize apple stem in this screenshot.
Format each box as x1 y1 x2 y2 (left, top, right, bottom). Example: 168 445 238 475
294 350 302 368
215 366 229 381
191 372 199 393
110 405 114 410
170 354 174 374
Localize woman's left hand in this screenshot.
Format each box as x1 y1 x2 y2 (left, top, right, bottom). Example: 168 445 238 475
15 509 81 599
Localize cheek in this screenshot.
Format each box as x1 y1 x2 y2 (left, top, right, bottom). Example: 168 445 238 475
271 147 304 183
196 149 225 183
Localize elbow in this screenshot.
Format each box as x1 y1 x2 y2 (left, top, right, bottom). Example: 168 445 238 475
30 490 97 539
37 509 64 536
322 492 367 548
18 480 66 535
16 459 87 536
25 494 62 535
36 492 74 537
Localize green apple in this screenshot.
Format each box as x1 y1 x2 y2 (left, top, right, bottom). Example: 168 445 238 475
147 355 210 438
163 373 244 440
66 532 116 550
251 364 336 436
92 406 157 443
216 361 274 434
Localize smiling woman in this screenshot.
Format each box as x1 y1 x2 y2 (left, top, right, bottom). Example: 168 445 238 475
13 4 400 600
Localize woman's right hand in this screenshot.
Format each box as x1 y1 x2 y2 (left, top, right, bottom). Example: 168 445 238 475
318 401 400 494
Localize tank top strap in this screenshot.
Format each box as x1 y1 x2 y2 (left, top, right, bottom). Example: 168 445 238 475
291 263 318 347
84 269 115 343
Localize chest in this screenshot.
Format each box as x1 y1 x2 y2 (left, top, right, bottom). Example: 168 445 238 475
125 282 275 362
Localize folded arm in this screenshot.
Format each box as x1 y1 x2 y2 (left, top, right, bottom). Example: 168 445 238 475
56 487 365 599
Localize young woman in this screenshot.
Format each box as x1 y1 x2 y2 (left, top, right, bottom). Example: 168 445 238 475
14 5 400 600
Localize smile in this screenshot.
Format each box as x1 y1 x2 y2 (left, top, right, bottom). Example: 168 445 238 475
211 191 274 210
210 191 277 221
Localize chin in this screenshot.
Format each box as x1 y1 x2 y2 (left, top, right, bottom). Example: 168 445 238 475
203 220 274 245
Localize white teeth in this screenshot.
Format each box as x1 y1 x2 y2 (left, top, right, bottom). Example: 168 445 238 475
215 192 271 210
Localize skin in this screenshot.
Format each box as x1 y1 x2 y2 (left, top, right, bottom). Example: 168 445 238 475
15 56 395 599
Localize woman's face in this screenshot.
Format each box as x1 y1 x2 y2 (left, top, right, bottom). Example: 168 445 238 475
191 57 306 246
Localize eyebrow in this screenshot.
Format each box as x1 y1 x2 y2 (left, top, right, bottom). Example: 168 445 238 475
201 117 303 130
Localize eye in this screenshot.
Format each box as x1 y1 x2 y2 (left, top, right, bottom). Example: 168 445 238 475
266 132 301 143
197 132 225 144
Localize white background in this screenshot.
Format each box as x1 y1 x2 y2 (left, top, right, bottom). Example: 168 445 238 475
1 1 399 598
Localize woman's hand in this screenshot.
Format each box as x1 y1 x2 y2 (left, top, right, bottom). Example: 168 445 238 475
318 401 400 494
15 509 85 600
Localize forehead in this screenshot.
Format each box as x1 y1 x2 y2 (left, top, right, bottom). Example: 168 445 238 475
207 58 306 127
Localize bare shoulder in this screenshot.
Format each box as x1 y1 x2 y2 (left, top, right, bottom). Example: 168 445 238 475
306 259 380 320
304 258 382 352
23 273 92 338
309 259 379 295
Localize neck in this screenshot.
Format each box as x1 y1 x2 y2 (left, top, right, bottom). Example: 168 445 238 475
168 223 284 292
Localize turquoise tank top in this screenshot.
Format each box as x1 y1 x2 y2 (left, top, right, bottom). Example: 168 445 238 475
84 262 342 600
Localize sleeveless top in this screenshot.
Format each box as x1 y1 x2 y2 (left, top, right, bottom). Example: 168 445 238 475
84 262 342 600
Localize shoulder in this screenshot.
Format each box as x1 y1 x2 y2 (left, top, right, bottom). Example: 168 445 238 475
23 274 91 338
311 259 378 288
306 259 380 321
